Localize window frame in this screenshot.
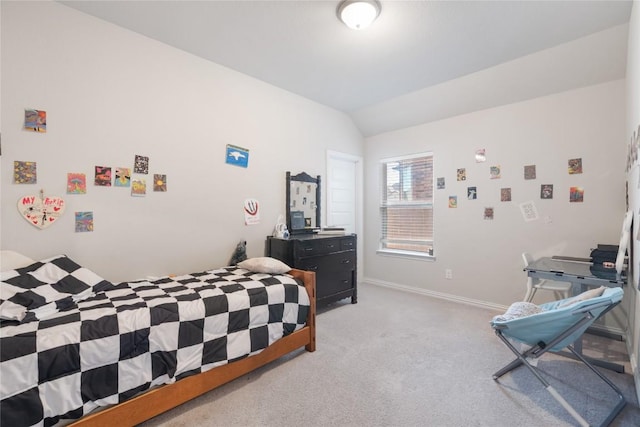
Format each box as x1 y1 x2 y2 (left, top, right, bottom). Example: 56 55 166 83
377 152 434 260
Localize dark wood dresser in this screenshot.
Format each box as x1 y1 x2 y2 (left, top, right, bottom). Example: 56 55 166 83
266 234 357 306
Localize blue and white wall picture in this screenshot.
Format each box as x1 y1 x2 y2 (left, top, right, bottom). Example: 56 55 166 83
226 144 249 168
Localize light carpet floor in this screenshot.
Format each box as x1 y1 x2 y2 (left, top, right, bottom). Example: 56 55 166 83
140 282 640 427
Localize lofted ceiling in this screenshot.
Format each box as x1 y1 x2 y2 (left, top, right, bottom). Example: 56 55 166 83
57 0 633 136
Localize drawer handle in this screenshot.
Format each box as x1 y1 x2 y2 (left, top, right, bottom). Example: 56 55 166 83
306 265 318 271
304 247 314 252
341 259 351 264
326 244 335 248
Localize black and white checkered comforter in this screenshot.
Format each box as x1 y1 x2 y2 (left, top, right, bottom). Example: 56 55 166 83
0 259 310 427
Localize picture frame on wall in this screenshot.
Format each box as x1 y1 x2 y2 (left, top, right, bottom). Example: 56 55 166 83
226 144 249 168
524 165 536 180
540 184 553 199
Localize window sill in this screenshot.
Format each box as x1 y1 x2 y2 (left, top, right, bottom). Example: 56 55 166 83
376 249 435 261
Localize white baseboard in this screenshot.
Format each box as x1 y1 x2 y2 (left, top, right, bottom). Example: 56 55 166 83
587 323 628 339
362 276 508 313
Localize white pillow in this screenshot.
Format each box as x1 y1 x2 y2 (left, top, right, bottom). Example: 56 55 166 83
1 250 35 271
559 286 606 308
237 257 291 274
492 301 545 322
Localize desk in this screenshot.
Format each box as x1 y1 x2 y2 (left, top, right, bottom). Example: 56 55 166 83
526 257 625 288
524 257 626 372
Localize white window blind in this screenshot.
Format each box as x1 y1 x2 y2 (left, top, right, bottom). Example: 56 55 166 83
380 153 434 256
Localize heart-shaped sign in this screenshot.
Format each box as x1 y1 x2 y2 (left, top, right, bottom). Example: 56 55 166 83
18 194 66 229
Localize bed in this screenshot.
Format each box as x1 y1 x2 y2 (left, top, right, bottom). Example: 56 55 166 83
0 252 316 426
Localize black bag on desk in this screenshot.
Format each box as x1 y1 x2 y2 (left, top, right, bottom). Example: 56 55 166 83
590 245 624 280
590 264 619 280
590 246 618 265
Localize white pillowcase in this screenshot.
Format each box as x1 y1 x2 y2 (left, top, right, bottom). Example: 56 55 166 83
492 301 545 322
1 250 35 272
559 286 606 308
237 257 291 274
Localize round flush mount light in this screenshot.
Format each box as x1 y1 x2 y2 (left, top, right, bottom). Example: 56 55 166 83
337 0 381 30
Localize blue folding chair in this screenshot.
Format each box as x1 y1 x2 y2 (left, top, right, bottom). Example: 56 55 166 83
491 287 626 427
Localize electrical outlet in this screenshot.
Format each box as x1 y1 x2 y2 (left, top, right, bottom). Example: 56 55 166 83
445 269 453 279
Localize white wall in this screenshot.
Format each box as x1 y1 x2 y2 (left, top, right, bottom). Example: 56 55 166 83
364 80 627 310
625 0 640 397
0 1 363 281
352 24 628 137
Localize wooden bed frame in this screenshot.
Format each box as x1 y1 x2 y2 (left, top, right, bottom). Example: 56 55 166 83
71 269 316 426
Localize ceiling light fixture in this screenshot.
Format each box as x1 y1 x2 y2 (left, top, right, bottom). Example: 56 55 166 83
337 0 381 30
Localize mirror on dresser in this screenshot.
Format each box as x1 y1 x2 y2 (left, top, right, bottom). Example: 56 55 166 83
286 171 321 234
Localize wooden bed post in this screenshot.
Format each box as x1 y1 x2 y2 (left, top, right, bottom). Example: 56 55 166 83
290 269 316 352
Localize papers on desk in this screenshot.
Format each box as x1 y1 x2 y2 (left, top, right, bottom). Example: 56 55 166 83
317 227 345 235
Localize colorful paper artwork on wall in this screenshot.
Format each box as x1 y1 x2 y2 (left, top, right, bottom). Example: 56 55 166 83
467 187 477 200
524 165 536 180
131 179 146 196
153 174 167 192
540 184 553 199
568 158 583 174
134 155 149 174
94 166 112 186
226 144 249 168
67 173 86 194
500 188 511 202
18 191 65 229
75 212 93 232
24 109 46 133
244 198 260 225
520 201 539 222
14 161 37 184
484 207 494 220
570 187 584 202
443 154 586 222
115 168 131 187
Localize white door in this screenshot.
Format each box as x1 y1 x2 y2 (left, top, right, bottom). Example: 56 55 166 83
327 151 362 282
327 151 360 234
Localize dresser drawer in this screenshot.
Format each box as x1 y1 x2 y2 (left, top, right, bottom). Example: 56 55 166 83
340 238 355 251
297 251 355 273
316 269 354 300
294 237 346 257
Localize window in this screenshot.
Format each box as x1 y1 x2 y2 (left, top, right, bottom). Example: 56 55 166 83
379 152 434 257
